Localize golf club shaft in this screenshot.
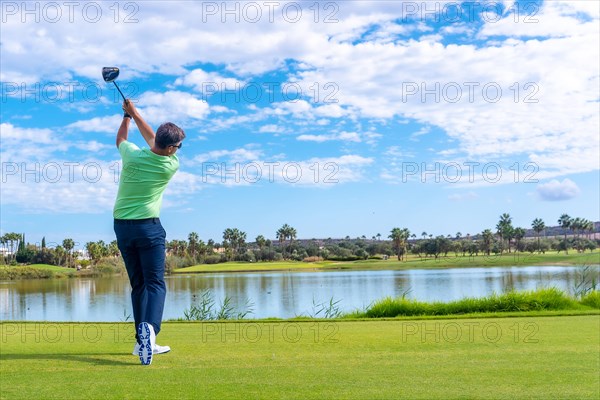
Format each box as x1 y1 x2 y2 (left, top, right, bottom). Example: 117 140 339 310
113 81 126 102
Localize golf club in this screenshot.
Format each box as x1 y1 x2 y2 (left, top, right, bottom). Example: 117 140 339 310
102 67 127 102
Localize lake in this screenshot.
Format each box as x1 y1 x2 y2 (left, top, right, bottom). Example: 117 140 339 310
0 266 597 321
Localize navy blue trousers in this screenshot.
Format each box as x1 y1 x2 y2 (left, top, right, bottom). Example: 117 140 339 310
114 218 167 341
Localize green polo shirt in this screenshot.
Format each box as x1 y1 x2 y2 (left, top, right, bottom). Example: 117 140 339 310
113 141 179 219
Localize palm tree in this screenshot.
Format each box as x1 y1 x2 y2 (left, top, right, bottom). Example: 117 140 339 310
223 228 234 259
168 240 187 257
54 245 66 267
581 218 590 238
585 220 595 240
223 228 246 259
287 226 297 256
166 240 177 256
531 218 545 253
389 227 410 261
86 242 101 264
513 227 526 252
62 238 75 268
376 233 381 241
0 235 6 263
276 226 287 259
0 234 9 262
389 228 402 260
188 232 200 260
570 217 583 238
236 230 247 255
557 214 571 254
421 232 427 240
255 235 267 250
197 239 208 257
3 233 21 262
175 240 188 257
481 229 494 255
276 224 296 260
496 213 513 253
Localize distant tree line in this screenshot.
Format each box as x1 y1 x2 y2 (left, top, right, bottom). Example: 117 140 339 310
1 213 597 269
0 233 119 269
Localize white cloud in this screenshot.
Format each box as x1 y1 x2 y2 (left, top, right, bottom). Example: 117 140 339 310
166 170 206 196
0 158 120 213
272 100 313 117
66 115 123 134
0 123 53 143
363 131 383 145
384 146 414 158
258 124 285 134
1 0 598 187
0 122 187 214
297 131 361 143
296 134 330 143
410 126 431 140
70 141 113 153
211 105 233 113
536 179 581 201
137 91 210 124
188 147 373 187
292 13 599 178
271 154 374 186
480 1 599 38
440 23 474 36
314 104 348 118
206 109 271 132
175 68 244 93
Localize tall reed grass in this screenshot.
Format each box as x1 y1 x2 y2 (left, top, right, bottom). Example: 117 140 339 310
352 288 599 318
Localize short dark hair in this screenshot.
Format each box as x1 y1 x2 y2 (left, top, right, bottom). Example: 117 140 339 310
155 122 185 149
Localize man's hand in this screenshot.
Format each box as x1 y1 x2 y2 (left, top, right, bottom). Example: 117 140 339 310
122 99 138 119
122 99 156 148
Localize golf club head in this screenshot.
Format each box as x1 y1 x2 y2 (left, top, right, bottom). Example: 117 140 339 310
102 67 120 82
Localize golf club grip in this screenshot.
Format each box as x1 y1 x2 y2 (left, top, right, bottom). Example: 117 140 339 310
113 81 126 101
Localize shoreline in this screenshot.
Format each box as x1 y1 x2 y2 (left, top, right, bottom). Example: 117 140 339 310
172 251 600 275
1 251 599 280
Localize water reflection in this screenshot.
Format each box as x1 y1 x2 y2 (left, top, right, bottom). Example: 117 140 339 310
0 266 597 321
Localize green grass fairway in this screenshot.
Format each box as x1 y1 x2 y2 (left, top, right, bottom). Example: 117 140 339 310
1 316 598 399
0 264 75 280
174 251 600 274
23 264 74 272
0 264 73 273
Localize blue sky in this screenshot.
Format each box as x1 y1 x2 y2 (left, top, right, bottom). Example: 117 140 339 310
1 0 599 248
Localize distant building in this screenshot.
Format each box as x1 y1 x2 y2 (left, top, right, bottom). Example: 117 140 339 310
74 249 90 260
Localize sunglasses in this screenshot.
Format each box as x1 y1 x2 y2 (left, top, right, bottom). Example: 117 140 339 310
169 142 183 149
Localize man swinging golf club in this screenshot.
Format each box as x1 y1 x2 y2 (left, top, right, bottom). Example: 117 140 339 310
113 98 185 365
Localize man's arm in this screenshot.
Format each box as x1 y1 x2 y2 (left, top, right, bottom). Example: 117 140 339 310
123 100 155 148
116 116 130 148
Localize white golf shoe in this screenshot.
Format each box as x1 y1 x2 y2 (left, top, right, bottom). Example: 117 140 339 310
132 342 171 356
137 322 156 365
